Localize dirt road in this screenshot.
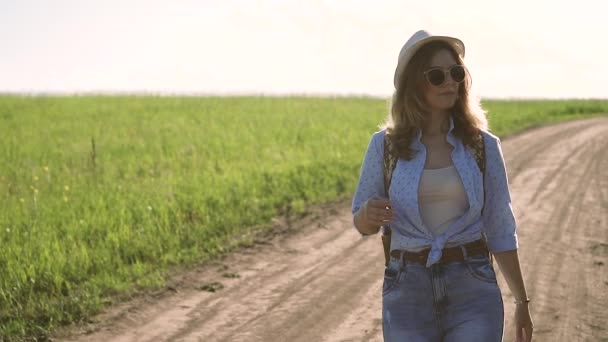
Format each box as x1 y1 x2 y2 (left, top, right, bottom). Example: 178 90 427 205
58 117 608 342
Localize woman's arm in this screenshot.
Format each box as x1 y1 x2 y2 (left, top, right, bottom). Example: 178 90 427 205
482 133 533 340
481 135 519 253
352 131 386 236
481 134 528 299
494 249 534 341
493 249 528 302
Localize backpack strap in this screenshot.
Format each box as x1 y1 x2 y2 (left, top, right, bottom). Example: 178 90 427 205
466 131 486 216
468 131 486 178
383 131 399 198
466 131 492 263
381 132 398 266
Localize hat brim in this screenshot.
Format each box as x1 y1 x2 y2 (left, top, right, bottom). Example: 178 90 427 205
393 36 465 88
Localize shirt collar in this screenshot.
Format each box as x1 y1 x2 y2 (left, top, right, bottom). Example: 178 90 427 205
415 115 455 144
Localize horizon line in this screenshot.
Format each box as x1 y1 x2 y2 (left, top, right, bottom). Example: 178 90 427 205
0 90 606 101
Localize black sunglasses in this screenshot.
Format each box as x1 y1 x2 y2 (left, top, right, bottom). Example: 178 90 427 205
423 65 466 87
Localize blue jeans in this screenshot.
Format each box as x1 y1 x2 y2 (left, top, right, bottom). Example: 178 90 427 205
382 253 504 341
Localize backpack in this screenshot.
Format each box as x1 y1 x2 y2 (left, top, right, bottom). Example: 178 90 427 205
381 130 487 266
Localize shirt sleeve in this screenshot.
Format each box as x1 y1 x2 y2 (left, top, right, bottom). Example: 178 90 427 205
351 130 385 237
482 135 519 252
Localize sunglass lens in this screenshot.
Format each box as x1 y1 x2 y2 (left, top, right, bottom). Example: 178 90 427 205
450 65 466 83
426 69 445 86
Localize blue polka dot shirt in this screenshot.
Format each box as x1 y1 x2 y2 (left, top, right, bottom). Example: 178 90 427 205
351 116 518 267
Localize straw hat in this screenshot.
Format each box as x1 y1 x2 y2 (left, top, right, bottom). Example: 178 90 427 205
393 30 465 88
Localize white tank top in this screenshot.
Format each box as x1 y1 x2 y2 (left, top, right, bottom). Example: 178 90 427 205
418 165 469 237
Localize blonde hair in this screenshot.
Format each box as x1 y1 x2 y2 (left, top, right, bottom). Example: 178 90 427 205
380 41 488 160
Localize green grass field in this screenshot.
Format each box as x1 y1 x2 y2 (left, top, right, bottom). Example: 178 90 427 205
0 95 606 340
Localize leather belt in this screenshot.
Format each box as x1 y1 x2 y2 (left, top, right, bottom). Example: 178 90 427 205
389 239 489 265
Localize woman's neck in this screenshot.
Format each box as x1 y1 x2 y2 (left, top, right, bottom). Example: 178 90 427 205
422 111 450 136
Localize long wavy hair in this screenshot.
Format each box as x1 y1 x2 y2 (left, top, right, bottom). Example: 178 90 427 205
380 41 488 160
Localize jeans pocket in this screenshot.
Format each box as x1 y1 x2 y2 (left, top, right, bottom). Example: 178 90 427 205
465 255 497 283
382 259 402 296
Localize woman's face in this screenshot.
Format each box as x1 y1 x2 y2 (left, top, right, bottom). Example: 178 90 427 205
422 49 461 112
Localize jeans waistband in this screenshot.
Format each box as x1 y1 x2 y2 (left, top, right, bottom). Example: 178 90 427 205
389 239 489 265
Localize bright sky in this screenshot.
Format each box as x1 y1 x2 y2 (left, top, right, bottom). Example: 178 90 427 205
1 0 606 98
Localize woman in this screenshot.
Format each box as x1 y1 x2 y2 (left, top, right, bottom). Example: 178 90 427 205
351 30 534 341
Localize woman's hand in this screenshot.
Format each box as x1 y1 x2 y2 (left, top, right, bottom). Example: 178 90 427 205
361 196 394 228
514 303 533 341
354 196 395 235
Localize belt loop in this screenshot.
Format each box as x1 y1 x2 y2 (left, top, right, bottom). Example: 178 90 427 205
398 250 405 270
459 244 468 261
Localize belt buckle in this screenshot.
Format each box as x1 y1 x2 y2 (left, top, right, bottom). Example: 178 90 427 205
417 254 426 264
416 250 429 264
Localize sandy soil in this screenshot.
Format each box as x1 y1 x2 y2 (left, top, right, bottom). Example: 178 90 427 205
56 117 608 342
